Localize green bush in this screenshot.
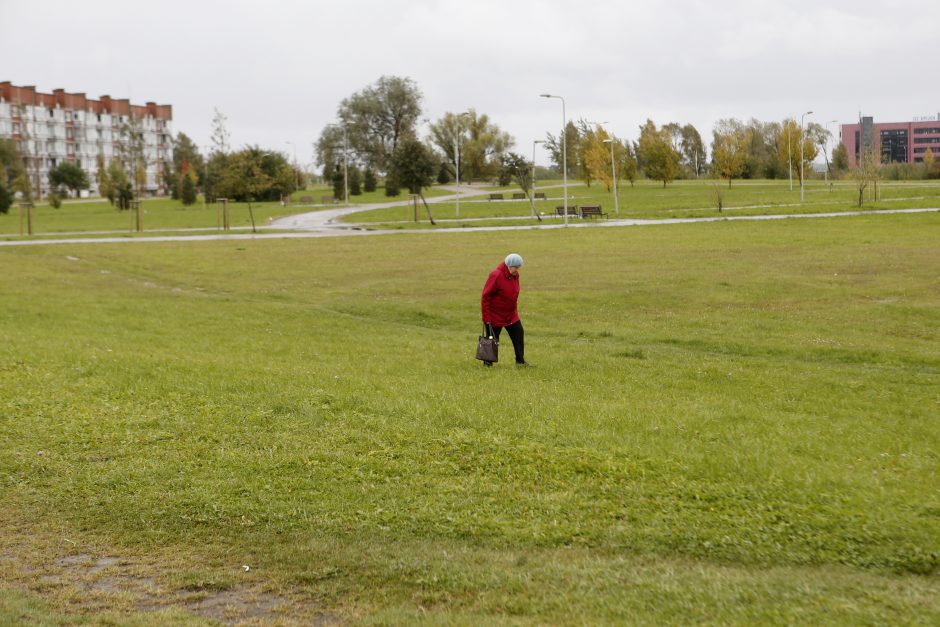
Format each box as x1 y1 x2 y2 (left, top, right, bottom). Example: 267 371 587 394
331 165 345 200
363 168 377 193
181 174 197 206
384 174 400 197
348 166 362 196
437 162 451 184
0 181 10 214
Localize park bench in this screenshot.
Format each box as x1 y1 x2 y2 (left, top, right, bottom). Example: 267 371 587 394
300 195 313 203
489 193 504 201
579 205 607 219
534 192 546 200
321 195 336 204
555 205 578 216
512 192 526 200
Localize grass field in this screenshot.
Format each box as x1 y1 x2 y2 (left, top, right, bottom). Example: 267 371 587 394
0 197 298 237
1 213 939 623
343 179 940 226
0 184 456 238
4 180 939 238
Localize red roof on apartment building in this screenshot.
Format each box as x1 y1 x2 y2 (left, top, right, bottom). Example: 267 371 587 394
0 81 172 120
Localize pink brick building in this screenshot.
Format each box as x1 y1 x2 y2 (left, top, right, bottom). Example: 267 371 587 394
841 116 940 168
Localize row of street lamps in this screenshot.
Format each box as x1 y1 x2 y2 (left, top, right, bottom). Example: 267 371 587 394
540 95 624 225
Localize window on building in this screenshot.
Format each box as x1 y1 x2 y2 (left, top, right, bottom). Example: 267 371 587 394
880 129 908 163
913 127 940 134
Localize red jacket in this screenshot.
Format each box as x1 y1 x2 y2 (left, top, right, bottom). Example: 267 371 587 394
481 262 521 326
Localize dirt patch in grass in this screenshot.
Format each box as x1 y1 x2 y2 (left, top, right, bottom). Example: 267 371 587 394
0 515 342 625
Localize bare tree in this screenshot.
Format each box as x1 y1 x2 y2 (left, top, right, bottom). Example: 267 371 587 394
853 149 881 207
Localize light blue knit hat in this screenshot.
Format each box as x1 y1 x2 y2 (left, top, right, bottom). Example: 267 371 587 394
505 253 524 268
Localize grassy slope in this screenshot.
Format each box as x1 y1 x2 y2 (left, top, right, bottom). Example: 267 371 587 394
1 213 938 623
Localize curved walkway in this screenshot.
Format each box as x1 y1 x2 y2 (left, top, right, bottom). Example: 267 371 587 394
269 183 559 231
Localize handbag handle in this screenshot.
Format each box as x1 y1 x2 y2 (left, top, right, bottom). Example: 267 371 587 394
483 323 495 338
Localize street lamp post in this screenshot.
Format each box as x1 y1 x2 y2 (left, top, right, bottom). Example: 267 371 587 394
540 94 568 226
342 128 348 206
800 110 813 203
603 138 619 214
454 111 470 218
204 157 209 215
532 139 544 219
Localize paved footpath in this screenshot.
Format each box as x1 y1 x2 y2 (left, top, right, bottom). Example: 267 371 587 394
0 191 936 248
269 183 562 230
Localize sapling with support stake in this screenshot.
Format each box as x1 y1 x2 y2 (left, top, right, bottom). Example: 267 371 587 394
410 193 435 225
391 137 437 225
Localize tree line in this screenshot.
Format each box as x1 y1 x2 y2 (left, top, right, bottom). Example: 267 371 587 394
313 76 526 200
3 75 940 215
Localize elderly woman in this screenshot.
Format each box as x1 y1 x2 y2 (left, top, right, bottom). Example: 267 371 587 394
481 253 530 367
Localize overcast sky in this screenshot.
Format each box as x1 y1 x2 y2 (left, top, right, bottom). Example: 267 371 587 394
3 0 939 166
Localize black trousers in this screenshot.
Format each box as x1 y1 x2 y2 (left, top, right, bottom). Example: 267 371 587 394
490 320 525 364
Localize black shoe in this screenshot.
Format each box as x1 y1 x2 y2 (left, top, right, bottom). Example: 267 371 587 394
483 361 493 367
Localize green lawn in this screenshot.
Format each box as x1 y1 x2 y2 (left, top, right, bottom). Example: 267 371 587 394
5 180 938 237
1 213 938 623
0 197 300 235
343 179 940 225
0 185 457 237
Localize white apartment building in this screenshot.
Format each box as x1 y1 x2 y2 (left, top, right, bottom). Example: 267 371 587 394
0 82 173 198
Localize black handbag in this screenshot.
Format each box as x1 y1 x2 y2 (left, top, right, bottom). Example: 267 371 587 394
475 323 498 362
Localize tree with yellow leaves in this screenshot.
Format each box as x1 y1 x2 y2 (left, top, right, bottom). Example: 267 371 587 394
583 125 613 191
711 119 749 187
637 120 681 187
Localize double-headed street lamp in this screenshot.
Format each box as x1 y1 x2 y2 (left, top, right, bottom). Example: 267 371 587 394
603 138 620 214
800 110 813 202
540 93 568 226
